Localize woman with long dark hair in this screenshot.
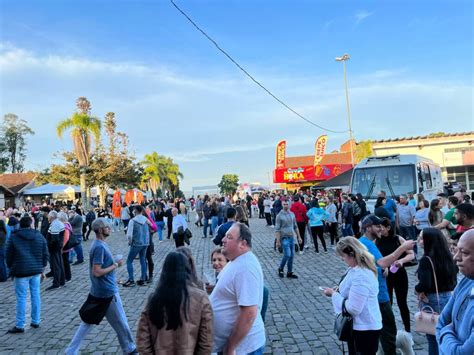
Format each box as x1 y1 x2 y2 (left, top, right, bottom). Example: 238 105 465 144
374 197 391 220
376 218 414 336
428 199 443 227
153 203 165 242
136 252 213 354
415 228 457 355
177 246 204 289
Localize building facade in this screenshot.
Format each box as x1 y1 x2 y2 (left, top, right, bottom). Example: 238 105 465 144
372 132 474 194
273 140 353 191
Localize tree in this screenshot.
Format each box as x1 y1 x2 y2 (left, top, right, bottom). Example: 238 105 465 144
355 140 374 162
0 113 35 173
56 97 101 208
104 112 117 155
35 151 81 186
140 152 183 198
218 174 239 195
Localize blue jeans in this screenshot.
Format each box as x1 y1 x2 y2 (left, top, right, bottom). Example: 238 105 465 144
73 235 84 263
420 291 452 355
113 218 121 231
279 237 295 273
342 224 354 237
203 218 211 237
14 274 41 328
126 245 148 281
211 216 219 235
248 345 265 355
218 345 264 355
66 293 136 354
155 221 165 241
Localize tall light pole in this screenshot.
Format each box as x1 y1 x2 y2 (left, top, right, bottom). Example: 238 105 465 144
335 53 355 167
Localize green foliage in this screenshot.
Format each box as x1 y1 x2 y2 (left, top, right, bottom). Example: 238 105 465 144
427 132 446 138
0 113 35 173
57 112 101 167
218 174 239 195
355 140 373 162
140 152 183 198
35 152 81 186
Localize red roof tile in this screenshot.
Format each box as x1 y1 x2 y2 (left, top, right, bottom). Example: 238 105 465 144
373 132 474 143
285 151 353 167
0 172 36 194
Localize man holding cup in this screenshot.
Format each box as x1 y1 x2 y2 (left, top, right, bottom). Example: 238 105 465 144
66 218 137 354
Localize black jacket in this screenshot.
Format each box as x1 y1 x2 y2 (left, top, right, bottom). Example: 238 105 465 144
6 228 49 277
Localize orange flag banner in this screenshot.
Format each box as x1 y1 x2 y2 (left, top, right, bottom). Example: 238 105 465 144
275 140 286 169
314 135 328 167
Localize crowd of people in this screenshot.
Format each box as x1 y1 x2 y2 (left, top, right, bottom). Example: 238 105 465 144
0 187 472 355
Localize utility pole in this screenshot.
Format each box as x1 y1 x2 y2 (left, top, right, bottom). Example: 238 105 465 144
335 53 355 167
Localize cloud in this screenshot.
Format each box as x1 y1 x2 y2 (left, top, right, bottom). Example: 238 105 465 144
0 45 471 190
354 10 375 24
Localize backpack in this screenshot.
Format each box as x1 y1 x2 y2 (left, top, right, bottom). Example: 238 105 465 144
64 229 80 250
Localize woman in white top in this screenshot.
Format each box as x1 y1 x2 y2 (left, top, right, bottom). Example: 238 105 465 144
323 237 382 355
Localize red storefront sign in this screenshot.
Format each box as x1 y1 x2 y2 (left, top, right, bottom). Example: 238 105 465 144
273 164 352 183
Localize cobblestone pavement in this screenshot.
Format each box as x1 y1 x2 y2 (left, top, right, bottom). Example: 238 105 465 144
0 216 429 354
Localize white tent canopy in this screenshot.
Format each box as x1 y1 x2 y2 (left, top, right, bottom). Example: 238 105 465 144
23 183 81 195
24 184 125 196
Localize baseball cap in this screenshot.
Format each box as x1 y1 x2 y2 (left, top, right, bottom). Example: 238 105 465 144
361 214 382 228
91 218 111 231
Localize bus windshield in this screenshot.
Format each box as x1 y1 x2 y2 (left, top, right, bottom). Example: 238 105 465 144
351 165 416 199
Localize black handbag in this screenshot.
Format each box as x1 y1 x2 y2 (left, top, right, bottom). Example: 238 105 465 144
79 294 114 325
334 299 353 342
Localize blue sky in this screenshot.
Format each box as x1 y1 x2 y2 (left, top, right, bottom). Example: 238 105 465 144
0 0 472 191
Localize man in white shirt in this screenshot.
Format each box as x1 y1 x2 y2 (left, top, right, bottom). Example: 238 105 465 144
171 207 187 248
210 223 266 355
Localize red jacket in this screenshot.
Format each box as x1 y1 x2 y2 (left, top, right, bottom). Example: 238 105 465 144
290 202 308 223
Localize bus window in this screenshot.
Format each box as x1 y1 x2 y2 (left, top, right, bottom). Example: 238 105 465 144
417 165 424 192
423 163 432 189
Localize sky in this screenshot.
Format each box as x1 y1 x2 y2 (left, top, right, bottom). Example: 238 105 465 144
0 0 473 192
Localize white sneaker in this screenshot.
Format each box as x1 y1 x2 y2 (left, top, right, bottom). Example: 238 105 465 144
304 245 309 249
299 251 304 255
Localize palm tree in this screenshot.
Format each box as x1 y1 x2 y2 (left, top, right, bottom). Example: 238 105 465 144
104 112 117 155
141 152 183 198
57 97 101 208
141 152 161 197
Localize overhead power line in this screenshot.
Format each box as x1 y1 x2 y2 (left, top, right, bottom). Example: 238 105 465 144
169 0 348 134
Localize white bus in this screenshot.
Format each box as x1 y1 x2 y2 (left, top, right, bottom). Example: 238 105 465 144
350 154 444 212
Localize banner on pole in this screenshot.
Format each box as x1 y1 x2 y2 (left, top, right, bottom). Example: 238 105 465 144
314 135 328 167
275 140 286 169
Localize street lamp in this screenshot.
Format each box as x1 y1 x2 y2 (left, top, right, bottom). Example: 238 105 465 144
335 53 355 167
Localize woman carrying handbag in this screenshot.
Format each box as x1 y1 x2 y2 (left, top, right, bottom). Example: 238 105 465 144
415 228 457 355
322 237 382 355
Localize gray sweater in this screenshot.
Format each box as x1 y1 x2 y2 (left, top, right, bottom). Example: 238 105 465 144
275 210 297 237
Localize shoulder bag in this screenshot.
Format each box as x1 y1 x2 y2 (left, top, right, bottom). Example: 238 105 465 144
79 293 113 325
334 299 353 341
414 256 440 335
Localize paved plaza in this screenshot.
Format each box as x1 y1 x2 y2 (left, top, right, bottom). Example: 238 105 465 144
0 217 429 354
